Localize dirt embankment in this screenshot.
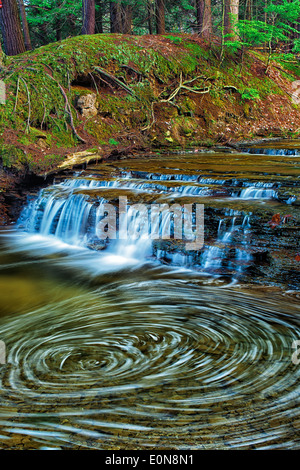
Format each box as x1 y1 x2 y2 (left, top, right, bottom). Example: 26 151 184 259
1 34 300 223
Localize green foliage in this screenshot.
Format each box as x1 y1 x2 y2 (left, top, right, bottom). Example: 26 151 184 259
0 142 27 169
241 88 261 101
237 1 300 53
222 39 244 55
164 35 183 45
108 138 120 146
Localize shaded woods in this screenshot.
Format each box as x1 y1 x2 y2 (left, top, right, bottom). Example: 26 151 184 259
1 0 300 56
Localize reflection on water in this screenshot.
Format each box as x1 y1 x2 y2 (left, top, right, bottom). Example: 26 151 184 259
0 230 299 450
0 148 299 449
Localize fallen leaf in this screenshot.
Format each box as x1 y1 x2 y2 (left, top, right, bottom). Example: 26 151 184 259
268 213 282 228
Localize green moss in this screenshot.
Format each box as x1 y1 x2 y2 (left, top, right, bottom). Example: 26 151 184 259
0 34 299 174
0 143 26 169
26 153 65 173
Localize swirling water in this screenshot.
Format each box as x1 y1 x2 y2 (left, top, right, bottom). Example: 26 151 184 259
0 149 299 449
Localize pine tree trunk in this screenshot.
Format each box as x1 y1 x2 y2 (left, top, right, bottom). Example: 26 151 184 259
0 41 3 66
196 0 212 40
17 0 32 51
155 0 165 34
39 22 48 45
0 0 26 56
224 0 239 40
95 1 103 33
55 0 62 41
148 0 154 34
110 1 122 33
122 4 132 34
82 0 95 35
245 0 252 20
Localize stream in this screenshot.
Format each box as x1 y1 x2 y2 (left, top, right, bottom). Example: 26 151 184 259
0 143 299 449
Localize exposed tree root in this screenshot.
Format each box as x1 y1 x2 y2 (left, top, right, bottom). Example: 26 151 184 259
46 73 86 144
94 67 137 97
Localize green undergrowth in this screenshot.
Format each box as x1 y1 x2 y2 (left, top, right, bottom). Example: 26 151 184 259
0 34 299 175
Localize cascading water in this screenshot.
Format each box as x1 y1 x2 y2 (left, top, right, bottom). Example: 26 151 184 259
17 174 255 277
0 148 299 450
239 186 278 199
201 211 252 272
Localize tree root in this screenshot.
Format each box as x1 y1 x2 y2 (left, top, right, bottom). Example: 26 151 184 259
46 73 86 144
14 77 20 113
142 73 211 131
160 73 211 104
94 67 137 97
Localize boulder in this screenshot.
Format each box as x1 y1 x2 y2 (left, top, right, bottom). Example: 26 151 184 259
75 93 97 118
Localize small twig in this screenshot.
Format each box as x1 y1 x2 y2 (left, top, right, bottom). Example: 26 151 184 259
48 114 64 132
95 73 115 92
46 73 86 144
14 77 20 113
40 101 46 130
20 77 31 133
67 71 71 93
120 64 144 80
88 72 99 94
141 102 156 131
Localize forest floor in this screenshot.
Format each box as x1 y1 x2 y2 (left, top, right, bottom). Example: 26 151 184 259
1 33 300 222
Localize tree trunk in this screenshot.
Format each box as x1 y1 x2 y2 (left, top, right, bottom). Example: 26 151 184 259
39 21 48 45
82 0 95 35
155 0 165 34
110 1 122 33
196 0 212 40
224 0 239 40
95 0 103 33
122 4 132 34
0 0 26 56
148 0 154 34
0 41 3 66
17 0 32 51
56 18 62 41
245 0 252 20
55 0 62 42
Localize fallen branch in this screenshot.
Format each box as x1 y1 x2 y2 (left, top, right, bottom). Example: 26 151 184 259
223 85 239 92
94 66 137 97
120 64 144 80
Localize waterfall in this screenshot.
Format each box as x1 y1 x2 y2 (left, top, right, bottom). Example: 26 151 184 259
243 147 300 156
239 187 278 199
17 171 254 277
201 212 252 273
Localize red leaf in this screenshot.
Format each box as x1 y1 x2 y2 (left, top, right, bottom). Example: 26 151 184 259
268 213 282 228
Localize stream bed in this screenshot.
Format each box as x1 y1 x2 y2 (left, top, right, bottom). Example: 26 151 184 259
0 143 299 449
